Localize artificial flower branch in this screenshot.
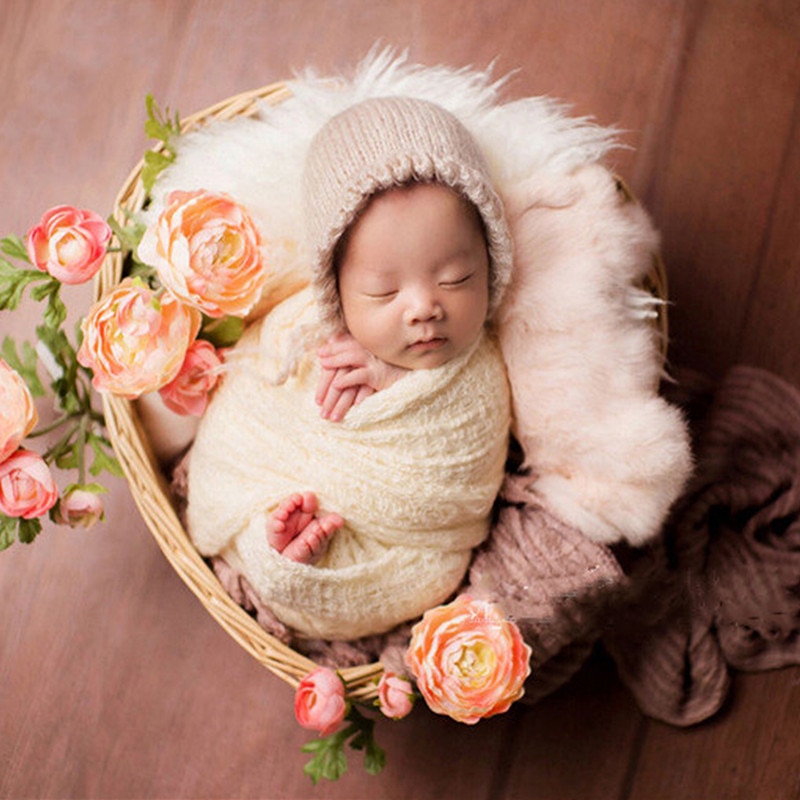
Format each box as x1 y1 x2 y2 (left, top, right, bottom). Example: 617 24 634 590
0 97 231 548
294 666 396 784
293 594 531 783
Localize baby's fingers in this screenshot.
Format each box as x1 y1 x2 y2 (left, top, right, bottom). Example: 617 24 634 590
317 338 369 368
315 366 338 406
332 367 371 391
325 386 358 422
353 385 375 406
319 368 356 421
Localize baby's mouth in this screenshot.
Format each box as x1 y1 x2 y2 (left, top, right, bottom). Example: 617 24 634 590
408 337 446 352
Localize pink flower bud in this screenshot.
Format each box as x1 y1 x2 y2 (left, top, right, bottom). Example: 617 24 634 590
377 672 415 720
53 487 105 529
294 667 347 736
0 449 58 519
158 339 222 416
26 205 111 284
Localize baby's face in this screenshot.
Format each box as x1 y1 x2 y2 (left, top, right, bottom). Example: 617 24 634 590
337 183 490 371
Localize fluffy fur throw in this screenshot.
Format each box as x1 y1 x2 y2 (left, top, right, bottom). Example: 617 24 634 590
186 288 510 639
499 164 692 544
147 49 691 551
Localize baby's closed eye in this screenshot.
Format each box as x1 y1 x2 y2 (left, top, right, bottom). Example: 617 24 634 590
363 287 398 300
439 271 475 287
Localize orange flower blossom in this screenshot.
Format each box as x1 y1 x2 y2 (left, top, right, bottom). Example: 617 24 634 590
406 594 532 724
77 277 201 399
137 189 265 318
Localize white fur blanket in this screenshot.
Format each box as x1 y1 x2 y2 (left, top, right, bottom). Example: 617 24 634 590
186 288 510 640
146 48 691 566
499 165 691 544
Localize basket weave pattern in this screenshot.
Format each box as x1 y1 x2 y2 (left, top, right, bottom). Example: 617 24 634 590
96 83 668 703
97 83 381 701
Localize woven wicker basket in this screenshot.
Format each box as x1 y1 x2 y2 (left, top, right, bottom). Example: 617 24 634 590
95 82 668 704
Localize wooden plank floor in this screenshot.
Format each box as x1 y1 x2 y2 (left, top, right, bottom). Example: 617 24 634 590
1 1 799 798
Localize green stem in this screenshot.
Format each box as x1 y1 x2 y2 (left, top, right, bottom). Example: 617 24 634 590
27 414 71 438
42 419 81 464
77 413 88 486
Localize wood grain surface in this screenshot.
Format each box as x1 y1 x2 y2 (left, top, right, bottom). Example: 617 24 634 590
1 2 799 798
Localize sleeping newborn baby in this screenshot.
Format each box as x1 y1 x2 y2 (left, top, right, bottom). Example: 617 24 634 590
186 97 512 640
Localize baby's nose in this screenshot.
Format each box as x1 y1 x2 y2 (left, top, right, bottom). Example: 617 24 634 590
404 290 443 323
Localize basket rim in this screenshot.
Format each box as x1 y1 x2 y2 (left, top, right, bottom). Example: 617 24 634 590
95 81 669 702
96 81 383 700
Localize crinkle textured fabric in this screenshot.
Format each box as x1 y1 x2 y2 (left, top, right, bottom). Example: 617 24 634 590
185 287 510 640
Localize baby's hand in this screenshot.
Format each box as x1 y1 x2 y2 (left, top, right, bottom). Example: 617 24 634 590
316 334 407 421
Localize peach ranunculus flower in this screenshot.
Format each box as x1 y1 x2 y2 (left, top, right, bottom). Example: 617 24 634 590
158 339 222 416
26 205 112 285
406 595 532 725
0 360 38 464
52 486 105 529
137 189 265 318
0 449 59 519
376 672 415 720
77 277 201 399
294 666 348 737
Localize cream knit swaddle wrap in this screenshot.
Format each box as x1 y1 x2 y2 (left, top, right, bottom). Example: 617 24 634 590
186 288 510 640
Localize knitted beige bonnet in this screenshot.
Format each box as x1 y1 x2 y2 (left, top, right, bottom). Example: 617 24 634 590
302 96 513 329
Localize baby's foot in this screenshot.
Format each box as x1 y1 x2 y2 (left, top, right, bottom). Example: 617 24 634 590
281 512 343 563
267 492 318 552
266 492 342 564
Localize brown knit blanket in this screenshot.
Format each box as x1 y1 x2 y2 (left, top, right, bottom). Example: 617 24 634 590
602 365 800 724
171 364 800 726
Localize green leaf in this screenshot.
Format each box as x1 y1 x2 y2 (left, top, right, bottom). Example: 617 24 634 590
363 739 387 776
44 290 68 329
342 706 386 776
1 337 45 396
200 314 244 348
301 738 349 785
107 215 147 256
299 705 387 784
0 234 30 262
0 258 48 311
0 515 17 550
143 149 173 170
17 517 42 545
54 444 80 470
145 94 181 143
299 738 327 754
35 324 82 411
29 279 66 329
87 432 123 478
141 150 175 194
29 279 55 302
141 94 181 194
